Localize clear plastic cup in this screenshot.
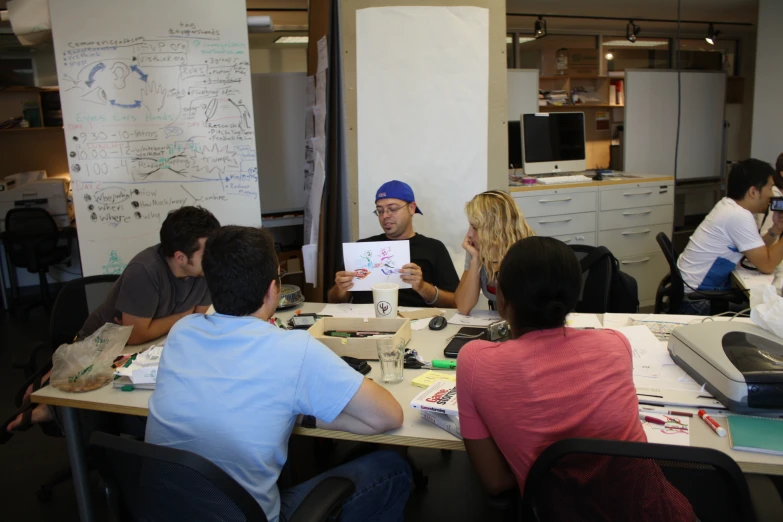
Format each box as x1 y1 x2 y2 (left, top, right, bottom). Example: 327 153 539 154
376 337 405 383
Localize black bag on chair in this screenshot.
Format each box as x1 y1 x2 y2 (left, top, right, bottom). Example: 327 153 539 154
578 246 639 313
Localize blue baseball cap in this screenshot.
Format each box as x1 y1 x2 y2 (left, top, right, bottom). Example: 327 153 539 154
375 180 423 215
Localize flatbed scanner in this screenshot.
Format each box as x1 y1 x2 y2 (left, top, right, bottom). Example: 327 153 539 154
668 322 783 413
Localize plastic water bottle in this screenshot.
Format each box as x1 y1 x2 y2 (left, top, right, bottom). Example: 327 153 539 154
772 265 783 296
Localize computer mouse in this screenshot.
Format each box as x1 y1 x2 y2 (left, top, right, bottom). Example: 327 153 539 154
592 172 604 181
429 316 448 331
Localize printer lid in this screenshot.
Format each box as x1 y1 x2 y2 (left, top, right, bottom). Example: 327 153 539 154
723 331 783 384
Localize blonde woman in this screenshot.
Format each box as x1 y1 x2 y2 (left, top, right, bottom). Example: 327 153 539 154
454 190 535 315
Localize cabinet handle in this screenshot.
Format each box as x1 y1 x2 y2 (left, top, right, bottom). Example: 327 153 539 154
621 229 651 236
621 257 652 265
621 210 653 216
538 197 573 203
561 235 585 244
623 190 653 196
538 218 572 224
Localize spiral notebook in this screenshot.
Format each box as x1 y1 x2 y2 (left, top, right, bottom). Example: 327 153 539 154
726 415 783 456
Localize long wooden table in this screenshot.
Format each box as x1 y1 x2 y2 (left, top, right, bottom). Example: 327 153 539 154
32 304 783 522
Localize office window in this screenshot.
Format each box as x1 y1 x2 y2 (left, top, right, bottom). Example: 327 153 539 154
518 35 597 76
677 38 737 76
603 38 670 73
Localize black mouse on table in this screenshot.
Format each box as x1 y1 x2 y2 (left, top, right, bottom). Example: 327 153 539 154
429 315 447 331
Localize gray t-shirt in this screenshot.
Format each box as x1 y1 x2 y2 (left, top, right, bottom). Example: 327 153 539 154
79 244 211 338
464 252 497 303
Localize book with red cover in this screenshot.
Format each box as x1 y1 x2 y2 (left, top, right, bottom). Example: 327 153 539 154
409 380 458 416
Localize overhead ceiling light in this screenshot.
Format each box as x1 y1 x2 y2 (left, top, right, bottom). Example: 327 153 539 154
274 36 308 44
603 39 668 47
706 23 720 45
605 52 614 60
626 20 641 43
534 16 547 39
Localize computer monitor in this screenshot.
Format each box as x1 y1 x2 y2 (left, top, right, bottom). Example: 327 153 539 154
522 112 587 175
508 121 522 169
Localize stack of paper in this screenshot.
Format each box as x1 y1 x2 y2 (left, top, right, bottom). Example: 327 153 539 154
114 345 163 389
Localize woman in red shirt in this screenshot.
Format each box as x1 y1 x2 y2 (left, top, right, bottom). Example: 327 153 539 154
457 236 695 521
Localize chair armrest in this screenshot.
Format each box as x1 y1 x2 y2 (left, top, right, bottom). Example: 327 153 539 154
686 290 745 303
288 477 355 522
746 473 783 522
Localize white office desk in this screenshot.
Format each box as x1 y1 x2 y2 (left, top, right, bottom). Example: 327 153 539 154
31 305 783 522
733 266 774 292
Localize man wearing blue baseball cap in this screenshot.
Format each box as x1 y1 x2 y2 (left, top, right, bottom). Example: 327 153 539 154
328 180 459 308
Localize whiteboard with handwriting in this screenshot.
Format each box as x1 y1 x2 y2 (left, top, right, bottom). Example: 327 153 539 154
50 0 261 276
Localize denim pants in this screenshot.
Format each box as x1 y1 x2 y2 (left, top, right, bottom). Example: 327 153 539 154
279 450 412 522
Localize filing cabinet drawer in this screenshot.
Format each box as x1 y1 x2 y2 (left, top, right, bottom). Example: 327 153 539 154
552 232 596 247
616 252 669 304
514 190 597 218
599 205 674 231
601 184 674 211
599 223 672 259
529 212 596 237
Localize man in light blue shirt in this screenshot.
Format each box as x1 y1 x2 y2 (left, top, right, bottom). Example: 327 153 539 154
146 226 411 522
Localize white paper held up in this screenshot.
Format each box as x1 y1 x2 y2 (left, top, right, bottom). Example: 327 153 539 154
342 241 412 291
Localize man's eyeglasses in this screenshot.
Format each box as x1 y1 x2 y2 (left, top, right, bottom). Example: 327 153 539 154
373 203 411 217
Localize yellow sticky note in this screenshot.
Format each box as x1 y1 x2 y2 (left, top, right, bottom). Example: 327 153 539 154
411 370 457 389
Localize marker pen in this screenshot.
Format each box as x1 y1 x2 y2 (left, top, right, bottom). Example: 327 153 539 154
639 412 667 425
698 409 726 437
430 359 457 370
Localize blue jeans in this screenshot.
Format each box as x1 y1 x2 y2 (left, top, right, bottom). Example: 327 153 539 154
279 450 411 522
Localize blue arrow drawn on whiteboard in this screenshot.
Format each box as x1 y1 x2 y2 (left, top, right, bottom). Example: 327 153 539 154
130 64 148 82
85 63 105 87
109 99 142 109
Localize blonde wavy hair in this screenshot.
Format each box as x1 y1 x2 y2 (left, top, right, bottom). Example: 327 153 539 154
465 190 535 282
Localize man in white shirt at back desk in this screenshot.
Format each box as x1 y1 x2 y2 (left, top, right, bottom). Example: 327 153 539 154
678 159 783 305
146 226 411 522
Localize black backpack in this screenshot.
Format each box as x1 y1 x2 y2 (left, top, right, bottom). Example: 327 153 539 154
576 246 640 313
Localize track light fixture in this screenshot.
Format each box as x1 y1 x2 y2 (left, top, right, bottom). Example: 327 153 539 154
626 20 641 43
534 16 547 39
706 23 720 45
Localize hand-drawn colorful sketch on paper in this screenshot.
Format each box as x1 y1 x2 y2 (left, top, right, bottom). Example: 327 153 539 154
342 240 412 291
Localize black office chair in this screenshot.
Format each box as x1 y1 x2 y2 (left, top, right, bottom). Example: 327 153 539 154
521 438 783 522
570 245 612 313
2 275 119 500
2 207 73 318
90 432 356 522
655 232 745 314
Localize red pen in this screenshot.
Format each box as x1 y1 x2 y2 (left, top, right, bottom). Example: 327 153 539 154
639 412 667 425
698 409 726 437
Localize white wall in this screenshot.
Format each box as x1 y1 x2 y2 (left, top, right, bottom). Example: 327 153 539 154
751 0 783 164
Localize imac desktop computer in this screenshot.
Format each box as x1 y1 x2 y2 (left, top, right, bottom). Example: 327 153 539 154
521 112 587 176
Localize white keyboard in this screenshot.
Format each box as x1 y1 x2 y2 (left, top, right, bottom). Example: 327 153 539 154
536 174 594 185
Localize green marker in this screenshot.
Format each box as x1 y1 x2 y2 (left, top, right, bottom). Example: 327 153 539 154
121 384 135 392
430 359 457 370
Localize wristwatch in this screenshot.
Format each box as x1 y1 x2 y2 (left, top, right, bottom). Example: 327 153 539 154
301 415 317 429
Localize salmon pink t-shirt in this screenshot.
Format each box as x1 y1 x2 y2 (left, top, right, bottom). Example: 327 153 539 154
456 328 646 493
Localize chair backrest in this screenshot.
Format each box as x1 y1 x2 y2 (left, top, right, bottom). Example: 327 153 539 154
570 245 612 313
656 232 685 312
90 431 267 522
49 274 119 349
3 208 60 271
522 438 755 522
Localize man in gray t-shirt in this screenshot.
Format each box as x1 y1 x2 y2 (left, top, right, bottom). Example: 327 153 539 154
4 206 220 436
79 244 212 342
